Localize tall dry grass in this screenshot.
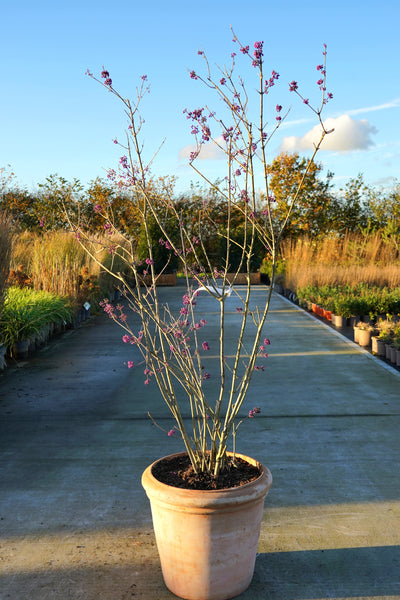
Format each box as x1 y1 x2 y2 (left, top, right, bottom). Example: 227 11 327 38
11 231 95 297
0 212 14 315
281 233 400 290
10 231 131 301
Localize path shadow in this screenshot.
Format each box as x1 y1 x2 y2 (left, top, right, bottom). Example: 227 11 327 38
240 545 400 599
1 545 399 600
0 563 174 600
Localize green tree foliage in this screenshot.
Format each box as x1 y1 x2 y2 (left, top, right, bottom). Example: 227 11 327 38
174 184 264 273
37 175 84 231
84 178 143 236
267 152 334 239
175 184 227 271
136 214 180 274
0 188 39 231
330 176 400 255
0 173 84 232
365 181 400 254
1 165 398 255
331 174 368 235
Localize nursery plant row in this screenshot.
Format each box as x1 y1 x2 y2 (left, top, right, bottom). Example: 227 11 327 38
295 283 400 368
297 283 400 320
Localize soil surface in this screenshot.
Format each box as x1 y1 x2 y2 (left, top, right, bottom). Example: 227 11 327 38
152 454 261 490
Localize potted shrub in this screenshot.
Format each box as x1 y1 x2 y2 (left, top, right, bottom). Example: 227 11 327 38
371 333 386 357
374 318 395 360
74 34 333 600
353 322 360 344
372 320 392 357
384 332 395 361
393 338 400 367
331 296 352 328
355 321 375 347
391 324 400 366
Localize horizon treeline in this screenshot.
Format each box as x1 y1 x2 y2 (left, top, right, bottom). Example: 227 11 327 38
1 154 399 245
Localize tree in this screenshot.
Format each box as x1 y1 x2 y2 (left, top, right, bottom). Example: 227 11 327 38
331 174 368 235
136 212 181 273
0 170 85 232
84 177 150 237
174 183 229 272
36 174 84 231
0 187 39 231
267 152 334 239
364 180 400 255
175 182 265 273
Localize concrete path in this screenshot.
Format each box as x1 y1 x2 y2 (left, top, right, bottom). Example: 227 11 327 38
1 286 399 600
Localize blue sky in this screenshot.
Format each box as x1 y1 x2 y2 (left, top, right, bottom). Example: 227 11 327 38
1 0 399 195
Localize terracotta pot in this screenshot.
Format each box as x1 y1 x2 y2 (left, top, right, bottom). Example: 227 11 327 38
354 327 360 344
142 452 272 600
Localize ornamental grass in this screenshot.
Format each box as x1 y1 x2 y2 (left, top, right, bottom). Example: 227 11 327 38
0 286 74 352
0 212 13 321
10 230 125 304
282 233 400 290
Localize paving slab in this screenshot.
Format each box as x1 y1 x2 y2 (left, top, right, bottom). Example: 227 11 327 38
1 287 399 600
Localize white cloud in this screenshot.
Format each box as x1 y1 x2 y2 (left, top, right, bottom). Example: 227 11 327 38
346 98 400 116
280 117 314 129
280 114 378 153
179 137 226 161
279 98 400 131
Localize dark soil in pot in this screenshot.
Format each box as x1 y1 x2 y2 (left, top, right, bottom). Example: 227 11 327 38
152 453 261 490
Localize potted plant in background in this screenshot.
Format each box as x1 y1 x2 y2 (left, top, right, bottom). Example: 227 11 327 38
72 33 333 600
331 295 352 328
372 319 392 357
375 318 395 361
355 320 375 348
389 323 400 365
393 326 400 367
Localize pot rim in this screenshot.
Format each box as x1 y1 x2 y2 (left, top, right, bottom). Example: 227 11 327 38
142 451 272 510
